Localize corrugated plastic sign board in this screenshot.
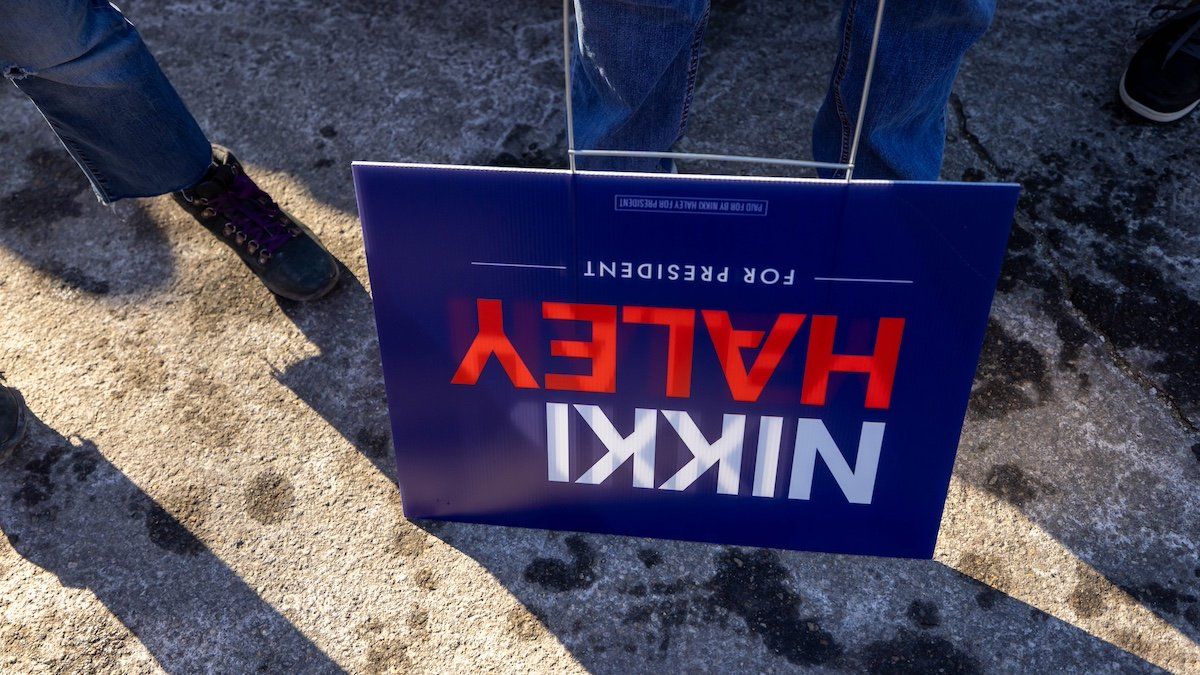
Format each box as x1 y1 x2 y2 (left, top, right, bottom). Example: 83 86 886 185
353 163 1018 558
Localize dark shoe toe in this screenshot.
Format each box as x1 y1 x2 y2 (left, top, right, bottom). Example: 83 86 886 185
261 234 340 302
0 386 27 462
1121 22 1200 120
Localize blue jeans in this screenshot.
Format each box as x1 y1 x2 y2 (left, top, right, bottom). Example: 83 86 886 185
1 0 211 203
571 0 997 179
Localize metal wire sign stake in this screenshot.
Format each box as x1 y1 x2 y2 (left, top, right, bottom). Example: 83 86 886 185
561 0 887 180
353 0 1020 559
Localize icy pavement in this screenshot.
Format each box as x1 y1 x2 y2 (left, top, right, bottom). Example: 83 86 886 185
0 0 1196 672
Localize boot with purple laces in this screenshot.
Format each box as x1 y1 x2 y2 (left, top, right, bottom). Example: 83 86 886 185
0 375 27 464
175 145 340 301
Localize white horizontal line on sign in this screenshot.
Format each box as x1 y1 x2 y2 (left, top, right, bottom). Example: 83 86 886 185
471 262 568 270
813 276 914 284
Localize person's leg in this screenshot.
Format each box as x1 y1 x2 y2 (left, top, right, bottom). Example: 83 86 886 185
571 0 710 172
1 1 339 301
813 0 996 180
0 0 212 203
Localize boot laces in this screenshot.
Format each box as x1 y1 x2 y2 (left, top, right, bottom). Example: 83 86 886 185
197 167 298 263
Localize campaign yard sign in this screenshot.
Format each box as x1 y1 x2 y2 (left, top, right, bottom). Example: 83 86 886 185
353 163 1019 559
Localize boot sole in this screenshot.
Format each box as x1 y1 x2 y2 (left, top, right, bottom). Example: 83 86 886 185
1120 71 1200 123
0 388 27 464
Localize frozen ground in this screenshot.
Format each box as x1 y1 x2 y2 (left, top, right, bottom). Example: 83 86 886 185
0 0 1197 672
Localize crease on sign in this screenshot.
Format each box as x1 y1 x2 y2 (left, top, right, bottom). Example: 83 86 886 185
892 190 1009 283
567 171 581 300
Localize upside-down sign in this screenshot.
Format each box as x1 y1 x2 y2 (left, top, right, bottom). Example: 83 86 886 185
353 163 1018 558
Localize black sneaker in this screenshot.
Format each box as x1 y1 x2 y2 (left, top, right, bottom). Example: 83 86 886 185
0 378 27 464
1120 2 1200 122
175 146 340 301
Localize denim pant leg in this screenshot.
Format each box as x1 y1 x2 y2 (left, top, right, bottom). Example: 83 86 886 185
0 0 212 203
813 0 996 180
571 0 710 172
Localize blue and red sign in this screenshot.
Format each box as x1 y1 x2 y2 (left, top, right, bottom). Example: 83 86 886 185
353 163 1018 558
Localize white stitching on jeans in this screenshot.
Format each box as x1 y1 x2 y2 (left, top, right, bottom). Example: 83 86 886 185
832 0 858 170
676 4 711 142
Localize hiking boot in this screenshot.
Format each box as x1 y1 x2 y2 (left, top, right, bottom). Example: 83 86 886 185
1120 2 1200 122
175 145 340 301
0 380 27 464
